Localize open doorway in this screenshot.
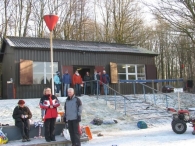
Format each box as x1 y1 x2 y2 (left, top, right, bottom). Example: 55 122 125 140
73 66 94 79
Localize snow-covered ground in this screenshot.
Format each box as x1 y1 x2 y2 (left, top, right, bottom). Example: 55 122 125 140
1 93 195 145
82 124 195 146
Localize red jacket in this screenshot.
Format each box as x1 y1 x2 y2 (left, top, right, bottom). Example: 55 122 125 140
39 95 60 120
72 74 82 85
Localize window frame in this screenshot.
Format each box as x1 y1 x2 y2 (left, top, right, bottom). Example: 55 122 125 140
118 64 146 80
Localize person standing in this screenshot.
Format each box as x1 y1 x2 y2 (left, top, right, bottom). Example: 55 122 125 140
92 70 100 95
72 70 82 96
83 71 91 95
54 71 61 97
64 88 82 146
62 70 71 97
98 71 103 95
39 87 60 142
102 70 110 95
12 100 32 142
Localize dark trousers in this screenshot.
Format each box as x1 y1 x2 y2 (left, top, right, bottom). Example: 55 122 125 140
75 84 81 96
15 120 30 139
68 120 81 146
85 86 91 95
44 118 56 141
55 84 61 93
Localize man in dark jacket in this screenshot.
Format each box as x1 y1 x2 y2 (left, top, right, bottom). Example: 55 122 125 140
62 70 71 97
64 88 82 146
83 72 91 95
12 100 32 142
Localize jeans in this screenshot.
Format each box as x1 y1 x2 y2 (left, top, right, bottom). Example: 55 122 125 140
55 84 61 93
64 84 70 97
103 83 109 95
93 81 99 95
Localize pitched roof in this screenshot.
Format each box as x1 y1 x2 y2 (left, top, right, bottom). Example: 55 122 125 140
2 36 158 55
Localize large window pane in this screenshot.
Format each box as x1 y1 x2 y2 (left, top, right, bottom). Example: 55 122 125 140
137 74 146 80
128 65 135 73
46 62 58 74
118 64 126 73
33 62 58 84
137 65 145 74
128 75 136 80
118 74 126 80
33 74 44 84
33 62 44 73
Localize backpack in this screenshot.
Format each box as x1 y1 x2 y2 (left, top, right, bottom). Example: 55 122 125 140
137 121 147 129
93 118 103 125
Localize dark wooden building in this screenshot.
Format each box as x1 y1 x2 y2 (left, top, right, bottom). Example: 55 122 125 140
0 36 158 99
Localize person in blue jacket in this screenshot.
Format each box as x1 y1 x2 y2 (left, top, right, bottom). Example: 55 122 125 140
62 70 71 97
54 71 61 97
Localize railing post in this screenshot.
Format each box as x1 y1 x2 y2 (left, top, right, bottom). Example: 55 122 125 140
143 85 146 102
118 80 120 93
153 89 156 105
124 97 126 115
133 82 136 97
97 80 99 99
114 92 116 110
106 84 107 105
165 95 168 108
84 82 86 95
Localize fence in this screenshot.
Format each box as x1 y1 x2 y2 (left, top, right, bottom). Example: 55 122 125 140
82 79 184 115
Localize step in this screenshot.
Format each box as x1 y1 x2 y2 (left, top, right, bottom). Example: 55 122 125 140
6 135 88 146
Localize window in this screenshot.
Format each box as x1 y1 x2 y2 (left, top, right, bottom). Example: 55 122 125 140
118 64 146 80
33 62 58 84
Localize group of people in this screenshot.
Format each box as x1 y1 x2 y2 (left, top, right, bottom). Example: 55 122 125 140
54 69 110 97
12 87 82 146
83 70 110 95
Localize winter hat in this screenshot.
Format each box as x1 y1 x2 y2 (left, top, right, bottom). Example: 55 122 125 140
56 71 60 74
18 100 25 105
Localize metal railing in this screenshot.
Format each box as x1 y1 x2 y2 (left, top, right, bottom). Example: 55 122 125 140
83 79 184 115
83 80 132 115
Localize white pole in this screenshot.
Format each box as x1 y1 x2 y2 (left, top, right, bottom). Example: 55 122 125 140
50 31 54 94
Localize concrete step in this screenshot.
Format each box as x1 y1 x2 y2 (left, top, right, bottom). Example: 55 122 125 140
7 135 88 146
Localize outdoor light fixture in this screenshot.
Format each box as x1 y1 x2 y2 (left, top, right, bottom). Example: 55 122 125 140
43 14 59 94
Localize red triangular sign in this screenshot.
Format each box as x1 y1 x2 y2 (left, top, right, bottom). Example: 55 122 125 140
43 14 59 31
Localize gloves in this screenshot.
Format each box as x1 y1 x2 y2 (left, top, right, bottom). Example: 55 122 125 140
65 123 69 129
63 117 67 123
77 115 81 122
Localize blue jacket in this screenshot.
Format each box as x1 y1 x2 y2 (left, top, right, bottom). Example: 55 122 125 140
62 73 71 84
54 74 61 84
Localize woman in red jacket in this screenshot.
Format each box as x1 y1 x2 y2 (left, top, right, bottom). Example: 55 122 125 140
39 87 60 142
